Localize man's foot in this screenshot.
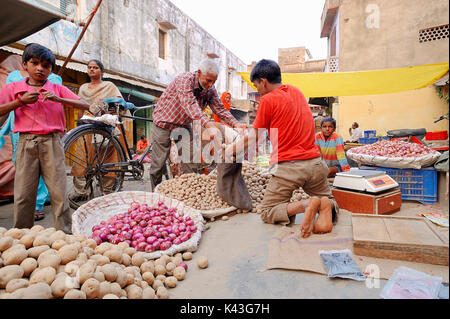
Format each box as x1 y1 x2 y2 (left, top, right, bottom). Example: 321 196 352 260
300 196 321 238
34 210 45 221
313 197 333 234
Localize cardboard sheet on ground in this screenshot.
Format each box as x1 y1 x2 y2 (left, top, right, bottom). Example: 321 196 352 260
266 210 449 283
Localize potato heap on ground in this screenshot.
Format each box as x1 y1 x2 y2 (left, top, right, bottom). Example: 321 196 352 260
0 225 193 299
241 162 309 210
157 173 230 211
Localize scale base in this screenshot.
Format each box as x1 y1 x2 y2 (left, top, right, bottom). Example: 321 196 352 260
332 187 402 215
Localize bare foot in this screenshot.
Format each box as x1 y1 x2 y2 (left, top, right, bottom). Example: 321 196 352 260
313 197 333 234
300 197 321 238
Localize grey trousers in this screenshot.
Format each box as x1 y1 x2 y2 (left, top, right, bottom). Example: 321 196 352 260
14 133 72 233
149 125 203 190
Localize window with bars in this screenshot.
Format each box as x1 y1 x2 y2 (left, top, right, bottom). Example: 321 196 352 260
419 24 449 43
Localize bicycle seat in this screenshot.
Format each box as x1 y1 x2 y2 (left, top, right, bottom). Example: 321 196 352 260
104 97 135 111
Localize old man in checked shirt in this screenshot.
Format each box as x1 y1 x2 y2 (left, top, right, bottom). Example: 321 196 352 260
150 59 246 189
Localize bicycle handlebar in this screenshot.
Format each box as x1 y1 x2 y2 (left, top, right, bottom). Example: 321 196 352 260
434 114 449 123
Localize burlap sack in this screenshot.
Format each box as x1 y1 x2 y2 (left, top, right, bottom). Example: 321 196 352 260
216 163 253 211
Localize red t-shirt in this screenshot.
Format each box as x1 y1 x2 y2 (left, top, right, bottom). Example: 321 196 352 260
252 85 320 164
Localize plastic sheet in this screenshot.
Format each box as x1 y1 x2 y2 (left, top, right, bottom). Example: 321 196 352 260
380 266 442 299
239 62 449 97
319 249 366 281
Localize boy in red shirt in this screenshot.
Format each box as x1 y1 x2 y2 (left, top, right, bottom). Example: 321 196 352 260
226 59 338 237
0 44 89 233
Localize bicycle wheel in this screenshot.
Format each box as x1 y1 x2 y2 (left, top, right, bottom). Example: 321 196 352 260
63 127 126 209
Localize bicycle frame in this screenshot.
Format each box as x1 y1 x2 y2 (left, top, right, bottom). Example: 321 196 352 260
92 107 155 174
119 112 153 163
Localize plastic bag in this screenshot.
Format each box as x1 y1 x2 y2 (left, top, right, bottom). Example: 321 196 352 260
380 266 442 299
434 150 449 172
169 139 182 177
319 249 366 281
169 139 180 164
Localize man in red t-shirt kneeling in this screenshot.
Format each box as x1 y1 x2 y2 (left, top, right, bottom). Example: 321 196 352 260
226 59 338 238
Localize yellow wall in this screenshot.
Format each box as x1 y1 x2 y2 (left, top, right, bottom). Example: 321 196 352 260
335 86 449 140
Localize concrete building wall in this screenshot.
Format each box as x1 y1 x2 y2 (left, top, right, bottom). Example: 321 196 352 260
335 87 449 139
23 0 247 98
338 0 449 71
278 47 326 73
321 0 449 139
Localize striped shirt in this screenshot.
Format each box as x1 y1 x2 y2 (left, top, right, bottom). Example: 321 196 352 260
315 132 350 172
152 71 238 130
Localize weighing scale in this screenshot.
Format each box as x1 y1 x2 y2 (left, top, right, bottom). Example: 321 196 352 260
333 168 399 193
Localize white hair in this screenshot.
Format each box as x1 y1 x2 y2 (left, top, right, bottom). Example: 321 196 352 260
198 59 219 76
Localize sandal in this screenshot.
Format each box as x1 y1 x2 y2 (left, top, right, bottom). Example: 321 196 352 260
69 194 88 202
34 210 45 221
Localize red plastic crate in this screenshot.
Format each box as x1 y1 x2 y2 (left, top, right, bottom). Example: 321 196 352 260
425 131 448 140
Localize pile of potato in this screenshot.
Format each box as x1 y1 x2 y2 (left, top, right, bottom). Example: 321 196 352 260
157 173 231 211
158 163 309 215
0 225 195 299
241 162 271 209
290 189 310 203
241 162 309 210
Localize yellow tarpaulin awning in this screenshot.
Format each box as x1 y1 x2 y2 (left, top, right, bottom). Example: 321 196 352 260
239 62 449 98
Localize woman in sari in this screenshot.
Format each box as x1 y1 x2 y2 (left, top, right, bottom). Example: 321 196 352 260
213 92 232 125
70 59 130 201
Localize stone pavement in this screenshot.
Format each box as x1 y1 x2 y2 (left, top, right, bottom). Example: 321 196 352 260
1 166 448 299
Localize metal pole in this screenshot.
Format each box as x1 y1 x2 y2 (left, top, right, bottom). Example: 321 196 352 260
57 0 103 76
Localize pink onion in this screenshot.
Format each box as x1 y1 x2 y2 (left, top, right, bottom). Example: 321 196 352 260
92 236 102 245
151 242 160 250
144 244 154 253
160 242 172 250
178 262 188 271
168 233 177 240
143 228 154 238
189 226 197 233
132 233 143 241
185 220 194 227
137 242 147 251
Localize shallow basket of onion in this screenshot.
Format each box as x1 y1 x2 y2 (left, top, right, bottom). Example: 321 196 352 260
71 191 204 259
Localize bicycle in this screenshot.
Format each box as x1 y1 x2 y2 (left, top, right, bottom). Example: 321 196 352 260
62 97 172 209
